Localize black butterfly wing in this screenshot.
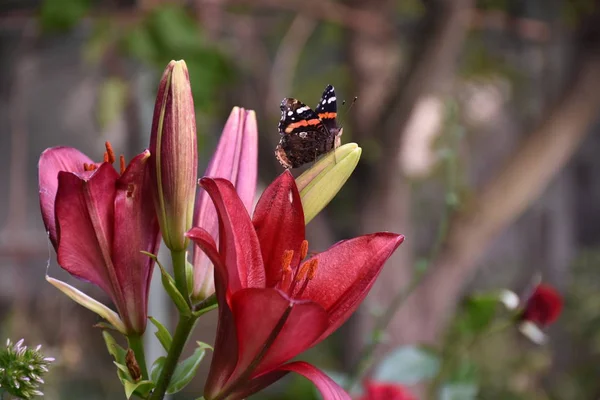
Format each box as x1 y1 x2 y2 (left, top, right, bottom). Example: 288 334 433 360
314 84 339 136
276 98 336 168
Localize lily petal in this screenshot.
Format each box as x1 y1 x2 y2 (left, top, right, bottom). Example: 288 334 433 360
46 276 127 334
279 362 351 400
38 147 95 248
187 226 240 398
199 177 265 293
253 171 305 287
113 150 160 333
192 107 258 300
55 163 120 302
225 288 328 387
303 233 404 338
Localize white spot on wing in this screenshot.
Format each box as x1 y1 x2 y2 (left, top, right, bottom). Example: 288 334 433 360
296 106 310 114
327 96 336 104
299 131 307 138
287 111 293 116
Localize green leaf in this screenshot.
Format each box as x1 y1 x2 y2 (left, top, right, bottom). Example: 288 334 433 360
142 251 191 315
166 342 210 394
124 380 154 399
458 295 499 335
373 346 440 385
104 331 147 397
149 317 172 352
150 356 166 384
102 331 127 365
439 383 478 400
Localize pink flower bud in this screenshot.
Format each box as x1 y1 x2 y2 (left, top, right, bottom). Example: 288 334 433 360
150 60 198 251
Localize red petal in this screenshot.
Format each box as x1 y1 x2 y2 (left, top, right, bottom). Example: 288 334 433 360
112 151 160 333
303 233 404 339
224 369 288 400
38 147 95 248
279 362 351 400
188 226 241 398
522 284 563 326
252 171 305 287
192 107 258 298
199 177 265 292
55 163 120 302
226 288 328 385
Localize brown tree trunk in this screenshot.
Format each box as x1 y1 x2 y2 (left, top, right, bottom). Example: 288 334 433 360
396 53 600 344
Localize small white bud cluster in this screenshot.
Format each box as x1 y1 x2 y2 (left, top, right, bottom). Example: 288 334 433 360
0 338 54 399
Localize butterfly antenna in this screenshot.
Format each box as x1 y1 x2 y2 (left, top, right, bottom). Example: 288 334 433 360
339 96 358 126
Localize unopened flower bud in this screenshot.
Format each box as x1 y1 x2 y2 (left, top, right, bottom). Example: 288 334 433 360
150 60 198 251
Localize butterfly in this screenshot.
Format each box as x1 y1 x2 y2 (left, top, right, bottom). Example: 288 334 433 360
275 84 342 169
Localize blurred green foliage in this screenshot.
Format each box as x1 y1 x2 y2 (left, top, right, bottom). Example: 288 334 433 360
120 5 232 113
39 0 90 32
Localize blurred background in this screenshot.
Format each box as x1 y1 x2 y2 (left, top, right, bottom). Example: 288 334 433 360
1 0 600 399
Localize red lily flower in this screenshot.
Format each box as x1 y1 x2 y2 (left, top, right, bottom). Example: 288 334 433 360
187 171 404 400
358 380 416 400
521 284 562 326
38 144 160 334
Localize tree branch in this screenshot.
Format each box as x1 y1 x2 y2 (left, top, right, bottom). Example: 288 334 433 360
400 52 600 343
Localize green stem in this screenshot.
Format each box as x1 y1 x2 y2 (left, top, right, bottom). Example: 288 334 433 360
149 314 198 400
193 293 218 316
127 334 149 381
171 249 191 306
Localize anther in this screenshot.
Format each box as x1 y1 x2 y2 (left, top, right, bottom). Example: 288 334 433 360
299 240 309 260
104 141 116 164
281 250 294 271
83 163 98 172
307 259 318 280
295 259 313 282
119 155 126 174
103 152 109 163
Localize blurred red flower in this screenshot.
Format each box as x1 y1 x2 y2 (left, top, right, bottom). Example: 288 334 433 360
359 380 416 400
521 284 562 326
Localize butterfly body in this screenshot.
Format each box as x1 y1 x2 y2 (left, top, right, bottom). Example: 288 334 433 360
275 85 342 169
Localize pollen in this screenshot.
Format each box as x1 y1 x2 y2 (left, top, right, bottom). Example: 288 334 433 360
119 155 126 174
82 163 98 172
281 250 294 271
295 259 316 282
104 141 116 164
299 240 309 260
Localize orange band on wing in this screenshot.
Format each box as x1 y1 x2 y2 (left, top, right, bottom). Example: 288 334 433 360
318 112 337 119
284 118 321 133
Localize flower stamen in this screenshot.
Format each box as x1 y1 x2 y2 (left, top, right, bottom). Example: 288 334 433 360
120 155 126 174
299 240 308 260
280 250 294 292
104 141 116 164
294 259 318 297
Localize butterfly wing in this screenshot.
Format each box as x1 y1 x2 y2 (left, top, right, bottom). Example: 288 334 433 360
315 84 339 136
276 98 335 169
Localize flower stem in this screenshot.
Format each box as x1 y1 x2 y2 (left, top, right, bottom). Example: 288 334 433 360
149 313 198 400
171 249 191 306
127 334 149 380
